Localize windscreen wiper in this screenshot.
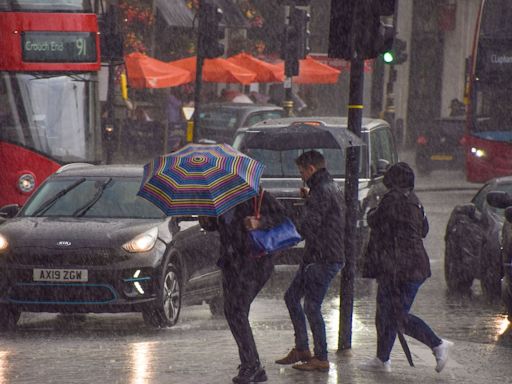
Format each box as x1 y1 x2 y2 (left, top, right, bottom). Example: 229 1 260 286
72 178 112 217
33 178 87 217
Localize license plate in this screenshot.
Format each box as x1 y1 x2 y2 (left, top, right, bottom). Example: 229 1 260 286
33 268 88 282
430 154 453 161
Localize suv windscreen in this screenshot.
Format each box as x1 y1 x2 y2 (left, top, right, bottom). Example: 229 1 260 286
244 147 346 178
244 111 284 127
21 177 165 219
199 109 242 131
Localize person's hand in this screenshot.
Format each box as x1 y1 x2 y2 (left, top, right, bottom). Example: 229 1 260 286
199 216 215 230
300 187 310 198
244 216 261 230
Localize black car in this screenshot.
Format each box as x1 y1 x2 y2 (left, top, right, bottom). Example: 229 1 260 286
444 177 512 298
198 102 285 144
415 116 465 175
0 164 222 330
484 189 512 320
232 117 399 266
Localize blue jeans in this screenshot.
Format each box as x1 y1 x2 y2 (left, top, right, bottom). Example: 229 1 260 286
376 279 442 362
284 262 343 361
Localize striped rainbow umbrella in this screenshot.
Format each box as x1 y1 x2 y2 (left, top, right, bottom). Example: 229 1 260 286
137 143 265 217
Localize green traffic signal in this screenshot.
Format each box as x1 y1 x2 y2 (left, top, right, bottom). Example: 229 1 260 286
383 51 394 64
382 38 408 65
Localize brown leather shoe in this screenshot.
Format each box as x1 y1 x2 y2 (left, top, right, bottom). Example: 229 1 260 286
292 357 330 372
275 348 312 365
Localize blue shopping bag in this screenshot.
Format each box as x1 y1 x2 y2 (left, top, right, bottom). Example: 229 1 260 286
248 190 302 257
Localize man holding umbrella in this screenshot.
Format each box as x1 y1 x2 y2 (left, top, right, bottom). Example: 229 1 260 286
138 143 289 383
200 190 287 383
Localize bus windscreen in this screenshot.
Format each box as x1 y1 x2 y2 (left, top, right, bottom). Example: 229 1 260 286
0 72 99 163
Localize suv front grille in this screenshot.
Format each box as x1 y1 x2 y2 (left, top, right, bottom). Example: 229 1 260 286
8 283 117 304
6 247 127 267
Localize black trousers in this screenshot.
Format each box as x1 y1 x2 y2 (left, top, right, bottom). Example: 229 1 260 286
222 256 273 367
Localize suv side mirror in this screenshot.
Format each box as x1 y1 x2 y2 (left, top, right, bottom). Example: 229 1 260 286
454 203 479 220
0 204 20 219
375 159 390 177
487 191 512 209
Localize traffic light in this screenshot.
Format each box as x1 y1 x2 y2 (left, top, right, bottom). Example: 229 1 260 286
382 38 408 64
99 5 124 62
198 2 225 59
328 0 397 60
291 8 311 59
281 8 310 77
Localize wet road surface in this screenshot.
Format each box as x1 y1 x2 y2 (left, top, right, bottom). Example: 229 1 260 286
1 167 512 383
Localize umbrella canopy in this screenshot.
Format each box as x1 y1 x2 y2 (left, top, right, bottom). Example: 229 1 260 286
226 52 284 83
124 52 192 89
170 56 257 84
241 120 365 150
276 56 341 84
138 143 265 217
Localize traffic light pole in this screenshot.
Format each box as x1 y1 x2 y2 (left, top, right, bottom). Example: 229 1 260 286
104 0 120 164
283 4 294 117
192 54 204 143
338 56 364 351
284 78 294 117
192 1 224 142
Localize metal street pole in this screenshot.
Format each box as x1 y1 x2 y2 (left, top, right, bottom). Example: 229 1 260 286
104 0 119 164
283 4 294 117
192 54 204 143
338 56 364 351
192 0 206 144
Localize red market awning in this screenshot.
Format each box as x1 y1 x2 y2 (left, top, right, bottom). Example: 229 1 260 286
170 56 257 84
226 52 284 83
276 56 341 84
125 52 193 89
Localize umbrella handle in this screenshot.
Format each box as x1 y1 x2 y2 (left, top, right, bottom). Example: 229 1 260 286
253 190 265 219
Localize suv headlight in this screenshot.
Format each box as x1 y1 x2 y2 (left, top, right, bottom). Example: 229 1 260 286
122 227 158 253
0 234 9 253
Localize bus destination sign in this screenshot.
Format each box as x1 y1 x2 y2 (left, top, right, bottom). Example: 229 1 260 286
21 32 97 63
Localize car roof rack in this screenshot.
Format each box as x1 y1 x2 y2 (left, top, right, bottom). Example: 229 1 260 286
55 163 95 174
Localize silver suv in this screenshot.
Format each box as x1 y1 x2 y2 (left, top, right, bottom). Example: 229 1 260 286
232 117 398 265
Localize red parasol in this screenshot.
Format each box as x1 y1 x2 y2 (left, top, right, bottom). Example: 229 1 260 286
170 56 257 84
226 52 284 83
124 52 192 88
276 56 341 84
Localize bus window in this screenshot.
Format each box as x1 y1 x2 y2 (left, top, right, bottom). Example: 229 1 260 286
0 0 92 12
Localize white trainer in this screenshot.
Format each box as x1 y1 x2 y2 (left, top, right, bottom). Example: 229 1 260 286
433 339 454 373
359 357 392 373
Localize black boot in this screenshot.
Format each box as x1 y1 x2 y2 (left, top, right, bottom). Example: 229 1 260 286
232 364 267 384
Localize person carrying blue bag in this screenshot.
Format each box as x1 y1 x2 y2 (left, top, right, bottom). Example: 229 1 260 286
275 150 345 372
199 188 288 384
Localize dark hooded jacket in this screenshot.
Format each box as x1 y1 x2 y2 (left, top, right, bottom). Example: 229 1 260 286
296 168 345 264
367 163 431 282
200 191 287 270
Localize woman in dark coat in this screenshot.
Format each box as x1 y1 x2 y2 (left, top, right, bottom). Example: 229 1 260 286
200 190 287 384
360 162 453 374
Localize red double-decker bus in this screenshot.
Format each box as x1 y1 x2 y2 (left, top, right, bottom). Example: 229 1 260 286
0 0 101 206
465 0 512 182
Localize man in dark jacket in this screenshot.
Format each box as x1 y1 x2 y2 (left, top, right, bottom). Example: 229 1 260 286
360 162 453 374
275 150 345 372
200 190 287 384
